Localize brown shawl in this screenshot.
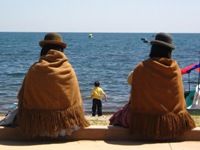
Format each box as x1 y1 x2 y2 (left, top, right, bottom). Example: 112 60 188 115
129 57 195 139
17 50 90 137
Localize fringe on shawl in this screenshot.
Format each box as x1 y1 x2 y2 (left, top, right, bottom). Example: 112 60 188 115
129 111 196 140
17 105 90 138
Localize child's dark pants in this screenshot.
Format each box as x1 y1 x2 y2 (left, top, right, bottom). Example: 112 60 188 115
92 99 102 116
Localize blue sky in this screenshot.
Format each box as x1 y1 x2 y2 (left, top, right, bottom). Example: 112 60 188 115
1 0 199 33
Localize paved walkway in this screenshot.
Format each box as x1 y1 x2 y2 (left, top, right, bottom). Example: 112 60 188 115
0 140 200 150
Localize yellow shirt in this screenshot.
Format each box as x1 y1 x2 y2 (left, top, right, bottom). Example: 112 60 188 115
91 87 105 100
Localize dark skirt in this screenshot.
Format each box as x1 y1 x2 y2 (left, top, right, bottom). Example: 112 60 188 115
109 103 130 128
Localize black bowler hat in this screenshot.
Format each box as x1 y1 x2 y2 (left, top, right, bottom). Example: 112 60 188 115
150 32 176 50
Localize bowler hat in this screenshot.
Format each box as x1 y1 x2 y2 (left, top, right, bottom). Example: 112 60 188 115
39 33 67 48
150 32 176 50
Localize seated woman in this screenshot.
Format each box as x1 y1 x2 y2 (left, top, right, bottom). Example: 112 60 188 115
110 33 196 140
16 33 90 138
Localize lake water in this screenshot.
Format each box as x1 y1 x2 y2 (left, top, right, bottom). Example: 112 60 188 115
0 32 199 114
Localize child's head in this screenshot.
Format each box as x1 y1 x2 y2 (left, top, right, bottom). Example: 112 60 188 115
94 81 100 87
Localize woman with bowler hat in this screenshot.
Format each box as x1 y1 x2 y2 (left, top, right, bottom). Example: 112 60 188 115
111 32 196 140
17 33 90 138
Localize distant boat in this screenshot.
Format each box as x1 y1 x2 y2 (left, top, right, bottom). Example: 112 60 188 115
141 38 149 43
88 34 93 38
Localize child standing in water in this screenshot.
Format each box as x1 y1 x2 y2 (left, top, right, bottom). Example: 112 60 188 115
91 81 107 116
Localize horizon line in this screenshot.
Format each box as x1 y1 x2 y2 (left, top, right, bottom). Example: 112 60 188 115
0 31 200 34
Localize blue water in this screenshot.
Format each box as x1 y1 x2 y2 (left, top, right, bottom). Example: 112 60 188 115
0 32 199 114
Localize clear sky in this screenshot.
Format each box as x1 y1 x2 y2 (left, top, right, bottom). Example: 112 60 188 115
1 0 200 33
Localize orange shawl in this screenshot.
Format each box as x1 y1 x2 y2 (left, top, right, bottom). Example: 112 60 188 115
17 50 90 137
129 57 195 139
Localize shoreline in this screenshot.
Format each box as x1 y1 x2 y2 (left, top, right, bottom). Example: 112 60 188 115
85 114 112 126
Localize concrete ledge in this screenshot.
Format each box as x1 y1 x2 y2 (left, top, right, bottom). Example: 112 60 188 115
0 126 200 141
